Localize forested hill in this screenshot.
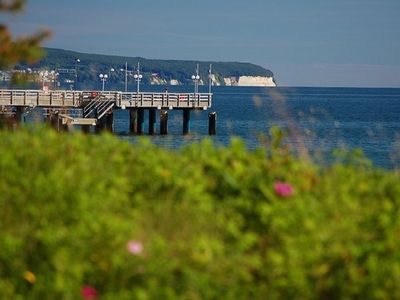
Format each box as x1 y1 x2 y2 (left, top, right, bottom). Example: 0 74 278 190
19 47 274 87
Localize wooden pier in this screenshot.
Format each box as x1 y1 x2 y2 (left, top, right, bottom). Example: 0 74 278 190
0 89 217 135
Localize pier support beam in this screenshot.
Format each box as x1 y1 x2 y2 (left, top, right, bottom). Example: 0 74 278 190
129 108 137 135
148 109 156 135
15 106 24 128
44 110 51 124
0 115 6 129
59 116 69 132
160 110 168 135
49 112 59 131
137 108 145 135
0 112 13 130
105 111 113 132
81 125 91 134
95 117 105 134
208 112 217 135
182 109 191 135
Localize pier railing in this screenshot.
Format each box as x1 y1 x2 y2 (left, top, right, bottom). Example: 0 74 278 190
0 89 212 109
0 90 82 107
119 92 211 109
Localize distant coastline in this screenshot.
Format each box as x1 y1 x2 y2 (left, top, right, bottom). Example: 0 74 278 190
7 47 276 89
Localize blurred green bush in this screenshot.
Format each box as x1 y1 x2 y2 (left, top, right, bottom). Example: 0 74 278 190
0 127 399 299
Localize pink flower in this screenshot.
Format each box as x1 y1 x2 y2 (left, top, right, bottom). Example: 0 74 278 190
274 181 294 197
127 240 143 255
81 286 98 299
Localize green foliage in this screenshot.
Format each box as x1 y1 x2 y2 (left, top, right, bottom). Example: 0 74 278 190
0 127 399 299
0 0 24 12
0 0 50 82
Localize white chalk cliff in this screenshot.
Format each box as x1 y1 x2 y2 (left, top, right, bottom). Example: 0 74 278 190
169 79 180 85
224 76 276 87
150 77 167 85
150 77 181 85
150 74 275 87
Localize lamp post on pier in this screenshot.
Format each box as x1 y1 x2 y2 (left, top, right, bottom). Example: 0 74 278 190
191 64 200 95
75 58 80 90
39 70 49 90
208 64 212 94
133 62 143 94
99 73 108 91
49 70 59 90
123 62 134 92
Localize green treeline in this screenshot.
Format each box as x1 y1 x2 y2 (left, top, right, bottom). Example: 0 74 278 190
0 126 399 299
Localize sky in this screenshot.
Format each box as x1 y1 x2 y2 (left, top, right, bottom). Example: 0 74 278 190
4 0 400 87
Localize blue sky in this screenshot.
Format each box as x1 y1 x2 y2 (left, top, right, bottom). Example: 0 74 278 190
5 0 400 87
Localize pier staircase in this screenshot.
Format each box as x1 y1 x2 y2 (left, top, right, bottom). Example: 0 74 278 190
83 94 115 119
59 94 115 126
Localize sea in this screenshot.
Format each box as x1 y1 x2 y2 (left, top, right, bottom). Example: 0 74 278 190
23 86 400 169
111 86 400 169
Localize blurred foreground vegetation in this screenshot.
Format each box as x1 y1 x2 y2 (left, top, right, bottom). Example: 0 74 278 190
0 0 49 84
0 126 399 299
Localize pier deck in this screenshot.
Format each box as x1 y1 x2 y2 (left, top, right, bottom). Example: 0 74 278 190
0 89 216 135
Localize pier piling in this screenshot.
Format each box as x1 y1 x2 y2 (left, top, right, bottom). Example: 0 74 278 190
105 111 113 132
49 112 59 131
15 107 24 127
95 118 105 134
149 109 156 135
81 124 91 134
129 108 137 135
137 108 145 135
59 116 69 132
183 109 191 135
160 111 168 135
208 112 217 135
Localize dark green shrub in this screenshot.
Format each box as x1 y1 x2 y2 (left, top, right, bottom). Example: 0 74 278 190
0 127 399 299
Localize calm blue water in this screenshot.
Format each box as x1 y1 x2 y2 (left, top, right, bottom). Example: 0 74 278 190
111 86 400 169
23 86 399 168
